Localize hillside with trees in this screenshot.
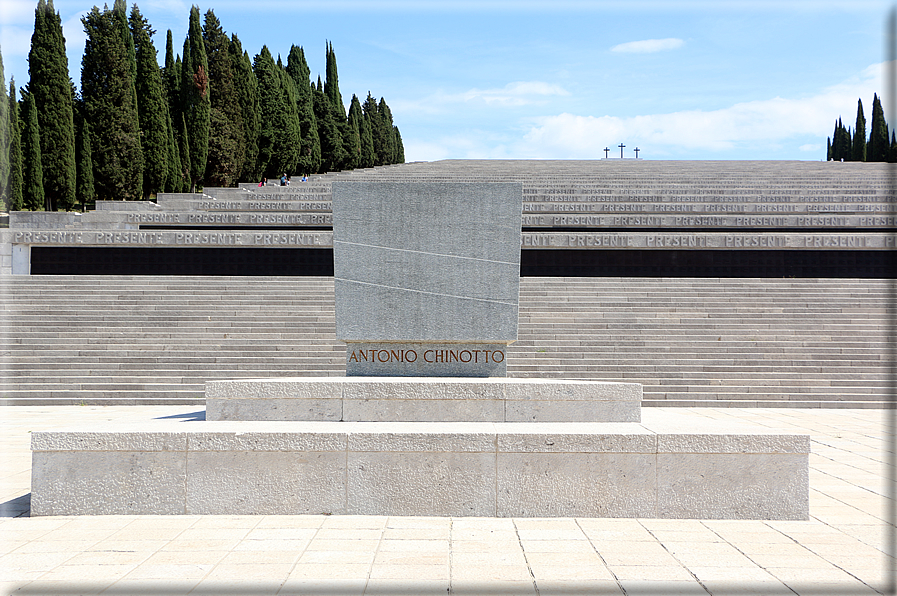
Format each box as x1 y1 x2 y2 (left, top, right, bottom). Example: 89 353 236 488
0 0 405 211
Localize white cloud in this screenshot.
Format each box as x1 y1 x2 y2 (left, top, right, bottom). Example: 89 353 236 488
461 81 569 105
799 143 821 152
0 26 31 59
404 129 519 161
62 11 88 53
394 80 569 115
610 38 684 54
143 0 191 14
0 1 33 26
519 62 885 158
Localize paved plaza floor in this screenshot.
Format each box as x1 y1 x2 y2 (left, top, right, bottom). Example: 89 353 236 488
0 406 892 596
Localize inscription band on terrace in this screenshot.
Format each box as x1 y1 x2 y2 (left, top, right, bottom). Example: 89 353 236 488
11 231 894 249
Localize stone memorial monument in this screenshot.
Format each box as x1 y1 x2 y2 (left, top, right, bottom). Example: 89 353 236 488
333 182 521 377
203 182 642 423
30 181 810 519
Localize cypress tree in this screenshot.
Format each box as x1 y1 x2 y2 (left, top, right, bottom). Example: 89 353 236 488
313 76 344 173
394 126 405 164
165 35 190 192
253 46 301 178
21 92 45 211
362 92 380 164
230 35 260 182
182 5 211 191
113 0 136 82
163 39 184 191
28 0 76 211
162 31 185 192
376 98 396 165
852 98 866 162
839 120 851 161
280 63 305 176
324 42 341 110
163 101 181 192
173 57 183 132
130 5 168 198
163 30 181 122
826 137 831 161
347 95 361 136
112 0 142 193
252 46 280 177
177 112 191 191
0 52 9 209
846 126 852 161
74 106 94 210
345 96 363 170
829 120 839 160
81 5 143 201
352 94 375 168
831 118 851 162
7 81 23 211
868 93 889 162
202 10 243 187
359 113 375 168
285 45 319 176
324 42 350 170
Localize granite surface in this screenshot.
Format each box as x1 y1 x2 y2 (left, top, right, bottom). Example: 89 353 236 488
31 418 809 519
332 182 523 346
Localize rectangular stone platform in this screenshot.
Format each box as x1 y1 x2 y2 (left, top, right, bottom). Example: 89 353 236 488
30 417 809 519
205 377 642 423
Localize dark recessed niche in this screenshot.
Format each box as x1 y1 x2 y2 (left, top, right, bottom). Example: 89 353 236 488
29 247 896 278
31 247 335 276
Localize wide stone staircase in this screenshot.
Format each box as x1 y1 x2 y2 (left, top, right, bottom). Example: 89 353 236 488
514 277 892 407
1 275 891 407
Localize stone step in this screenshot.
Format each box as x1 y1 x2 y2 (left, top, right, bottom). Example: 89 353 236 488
3 357 884 370
3 275 888 407
3 392 886 407
10 315 877 323
1 362 343 371
0 389 204 401
642 400 891 409
0 368 341 379
644 393 888 402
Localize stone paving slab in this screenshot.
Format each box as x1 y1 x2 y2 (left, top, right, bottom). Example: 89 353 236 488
1 406 892 595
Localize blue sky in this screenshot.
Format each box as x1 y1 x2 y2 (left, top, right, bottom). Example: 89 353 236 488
0 0 891 162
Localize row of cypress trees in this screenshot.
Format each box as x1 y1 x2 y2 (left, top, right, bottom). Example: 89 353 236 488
0 0 405 212
826 94 893 162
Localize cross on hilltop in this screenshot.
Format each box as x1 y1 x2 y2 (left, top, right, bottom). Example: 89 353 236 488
603 144 642 159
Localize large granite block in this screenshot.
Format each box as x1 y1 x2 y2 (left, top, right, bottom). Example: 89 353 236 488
347 451 496 516
206 398 342 421
186 451 346 515
332 181 523 376
205 377 643 423
656 453 809 519
31 450 187 515
30 419 808 519
343 398 504 422
496 452 657 517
